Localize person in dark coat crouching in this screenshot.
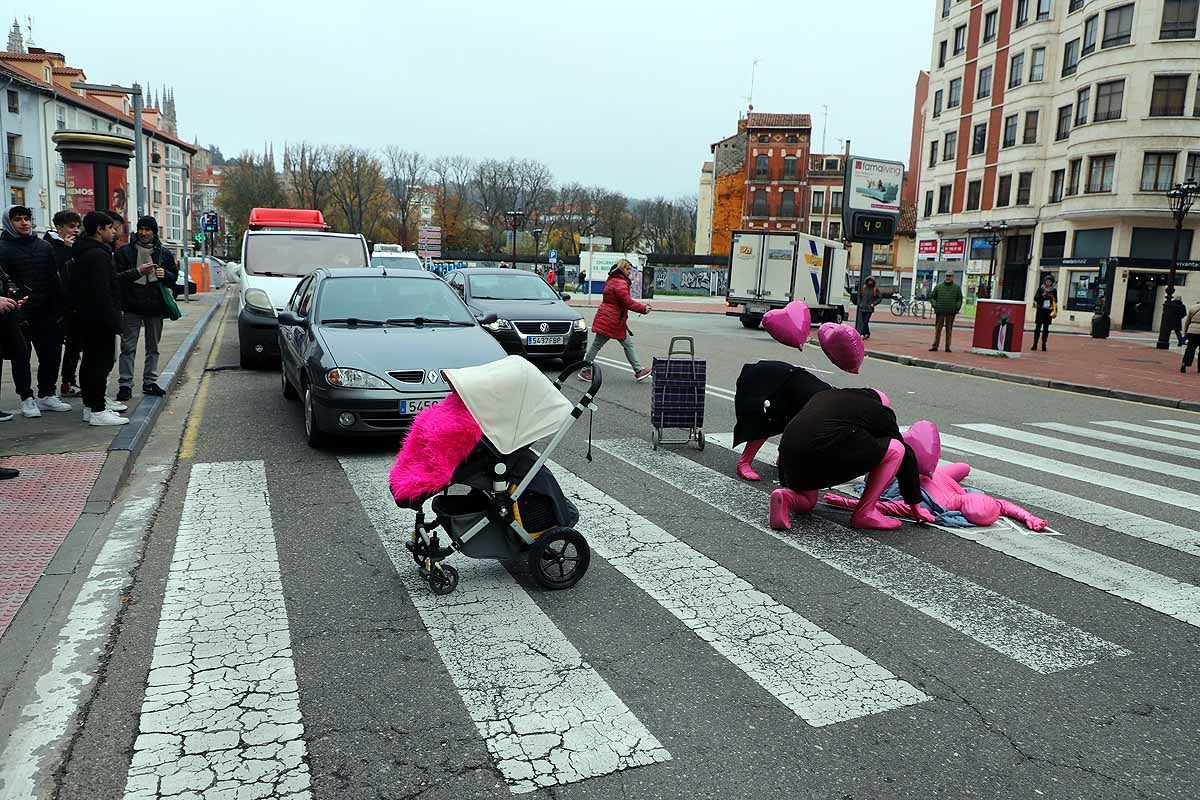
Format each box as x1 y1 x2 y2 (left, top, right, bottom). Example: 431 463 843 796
114 216 178 400
577 259 652 383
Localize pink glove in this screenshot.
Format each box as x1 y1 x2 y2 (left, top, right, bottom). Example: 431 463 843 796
998 499 1048 531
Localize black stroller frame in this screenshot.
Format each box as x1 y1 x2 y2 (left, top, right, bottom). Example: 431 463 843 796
403 361 603 595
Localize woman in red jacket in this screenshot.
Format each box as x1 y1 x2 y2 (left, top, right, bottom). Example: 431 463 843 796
578 260 653 382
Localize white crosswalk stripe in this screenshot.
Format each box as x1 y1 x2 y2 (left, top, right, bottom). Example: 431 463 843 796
1032 422 1200 461
1152 419 1200 432
1095 420 1200 446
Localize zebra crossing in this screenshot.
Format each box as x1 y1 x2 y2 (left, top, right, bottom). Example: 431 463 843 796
119 416 1200 797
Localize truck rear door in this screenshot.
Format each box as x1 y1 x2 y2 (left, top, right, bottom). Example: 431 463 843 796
757 234 799 305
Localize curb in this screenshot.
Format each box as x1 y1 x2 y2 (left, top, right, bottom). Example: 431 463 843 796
865 348 1192 409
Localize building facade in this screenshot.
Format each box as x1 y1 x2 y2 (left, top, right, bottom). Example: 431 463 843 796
914 0 1200 330
695 161 713 255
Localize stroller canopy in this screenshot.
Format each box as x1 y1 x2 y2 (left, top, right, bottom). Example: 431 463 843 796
443 355 575 455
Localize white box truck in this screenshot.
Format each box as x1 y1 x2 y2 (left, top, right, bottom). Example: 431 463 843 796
725 229 848 328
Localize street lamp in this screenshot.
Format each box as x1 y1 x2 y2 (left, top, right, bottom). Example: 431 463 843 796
505 209 526 268
983 219 1007 299
1156 177 1200 350
70 81 146 217
531 228 543 274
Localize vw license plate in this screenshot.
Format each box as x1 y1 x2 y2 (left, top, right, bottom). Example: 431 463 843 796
399 398 438 415
527 335 565 346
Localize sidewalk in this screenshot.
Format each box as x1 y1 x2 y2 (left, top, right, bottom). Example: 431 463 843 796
0 292 223 641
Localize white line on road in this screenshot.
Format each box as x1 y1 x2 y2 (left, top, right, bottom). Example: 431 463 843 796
340 456 670 795
1152 419 1200 432
124 461 311 800
957 424 1200 483
551 463 930 727
1094 421 1200 446
594 356 735 399
594 439 1127 674
1031 422 1200 461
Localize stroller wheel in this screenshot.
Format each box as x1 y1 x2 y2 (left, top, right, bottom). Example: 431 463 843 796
428 564 459 596
697 429 705 452
528 527 590 591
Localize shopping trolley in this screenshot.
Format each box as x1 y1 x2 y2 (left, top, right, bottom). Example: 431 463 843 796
650 336 706 451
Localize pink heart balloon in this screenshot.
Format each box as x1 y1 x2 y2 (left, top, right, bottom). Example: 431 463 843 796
762 301 812 350
817 322 865 374
903 420 941 477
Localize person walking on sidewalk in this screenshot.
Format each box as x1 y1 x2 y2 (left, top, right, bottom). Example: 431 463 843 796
578 260 653 383
114 216 177 401
1181 301 1200 373
67 212 128 427
46 210 83 397
858 277 879 340
0 205 74 417
1030 276 1059 351
1166 296 1187 347
928 272 963 353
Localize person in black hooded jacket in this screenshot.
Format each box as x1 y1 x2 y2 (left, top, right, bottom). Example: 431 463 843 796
67 212 128 424
114 216 177 399
732 360 832 481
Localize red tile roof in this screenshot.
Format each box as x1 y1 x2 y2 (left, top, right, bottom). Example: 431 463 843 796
52 67 85 75
746 112 812 129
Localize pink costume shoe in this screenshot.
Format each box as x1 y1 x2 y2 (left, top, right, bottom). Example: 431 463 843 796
737 439 766 481
769 488 818 530
849 439 906 531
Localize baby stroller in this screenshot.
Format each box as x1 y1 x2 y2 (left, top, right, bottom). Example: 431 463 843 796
391 356 603 596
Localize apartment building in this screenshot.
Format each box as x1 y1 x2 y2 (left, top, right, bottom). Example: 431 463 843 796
915 0 1200 330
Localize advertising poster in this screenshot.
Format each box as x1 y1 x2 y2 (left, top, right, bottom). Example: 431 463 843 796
918 240 939 259
65 163 96 214
971 300 1026 354
941 238 966 260
845 157 903 214
107 165 130 247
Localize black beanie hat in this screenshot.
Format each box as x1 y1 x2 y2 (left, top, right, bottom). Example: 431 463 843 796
137 215 159 234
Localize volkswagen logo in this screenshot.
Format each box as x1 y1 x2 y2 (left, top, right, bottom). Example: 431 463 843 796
539 322 550 333
427 370 439 384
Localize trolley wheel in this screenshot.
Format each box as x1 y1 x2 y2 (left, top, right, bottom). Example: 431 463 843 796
427 564 459 596
409 531 428 567
651 428 659 451
528 527 590 590
697 429 705 451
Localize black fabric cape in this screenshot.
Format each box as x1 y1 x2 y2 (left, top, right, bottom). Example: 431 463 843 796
733 361 833 446
777 388 921 502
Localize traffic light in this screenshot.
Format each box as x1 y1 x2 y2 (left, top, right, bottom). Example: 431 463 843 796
193 232 205 245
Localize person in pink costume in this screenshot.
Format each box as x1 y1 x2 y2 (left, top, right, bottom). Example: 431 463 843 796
822 420 1048 530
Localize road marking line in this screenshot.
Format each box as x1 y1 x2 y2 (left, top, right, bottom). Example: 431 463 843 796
551 462 930 727
937 432 1200 512
594 356 736 399
1032 422 1200 461
340 455 670 795
957 424 1200 483
708 431 1200 560
595 439 1127 674
178 304 228 460
1152 419 1200 432
1095 421 1200 446
124 461 311 800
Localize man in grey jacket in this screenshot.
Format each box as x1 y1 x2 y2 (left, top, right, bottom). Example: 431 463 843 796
114 216 178 401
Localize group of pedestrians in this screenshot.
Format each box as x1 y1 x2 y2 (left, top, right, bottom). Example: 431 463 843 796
0 205 178 480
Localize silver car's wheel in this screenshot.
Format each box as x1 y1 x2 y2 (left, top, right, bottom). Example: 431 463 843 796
303 386 326 448
281 367 298 401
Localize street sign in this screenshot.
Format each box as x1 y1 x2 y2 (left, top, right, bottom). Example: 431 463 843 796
579 235 612 247
842 155 904 245
549 249 558 264
201 212 219 233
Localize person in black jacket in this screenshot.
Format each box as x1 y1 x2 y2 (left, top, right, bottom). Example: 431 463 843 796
0 261 32 433
67 212 128 427
45 210 82 396
114 216 177 400
732 360 832 481
1030 275 1058 352
0 205 73 416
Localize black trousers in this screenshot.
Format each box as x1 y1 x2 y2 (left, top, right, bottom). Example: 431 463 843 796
0 315 32 399
79 322 117 413
859 309 873 337
61 311 82 385
1032 310 1053 347
1183 334 1200 370
23 316 64 398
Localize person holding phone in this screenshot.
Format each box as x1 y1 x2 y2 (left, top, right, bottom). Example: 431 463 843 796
114 216 178 400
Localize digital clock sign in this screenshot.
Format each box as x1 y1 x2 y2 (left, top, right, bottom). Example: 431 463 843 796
853 213 895 242
842 155 904 245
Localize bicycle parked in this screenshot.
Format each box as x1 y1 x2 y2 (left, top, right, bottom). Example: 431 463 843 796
890 296 929 319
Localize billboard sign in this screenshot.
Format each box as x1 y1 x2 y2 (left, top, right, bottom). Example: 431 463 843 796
65 163 96 214
842 155 903 245
918 239 939 259
941 238 966 260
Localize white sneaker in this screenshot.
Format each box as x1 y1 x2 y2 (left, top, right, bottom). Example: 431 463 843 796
88 409 129 427
20 397 41 418
82 408 91 422
37 395 73 412
0 411 13 422
106 398 128 412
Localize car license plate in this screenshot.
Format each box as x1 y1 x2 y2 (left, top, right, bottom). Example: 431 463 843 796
527 335 565 346
399 398 438 415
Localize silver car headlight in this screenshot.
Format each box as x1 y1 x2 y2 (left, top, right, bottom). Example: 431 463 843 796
244 288 274 314
484 318 513 331
326 368 391 389
572 318 587 332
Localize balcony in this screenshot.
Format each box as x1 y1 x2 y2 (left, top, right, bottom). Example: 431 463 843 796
5 152 33 180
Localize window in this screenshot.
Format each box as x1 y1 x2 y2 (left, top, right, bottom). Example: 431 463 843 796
11 186 26 207
752 191 767 216
1017 171 1033 204
984 10 998 41
831 191 842 211
1141 152 1177 191
1102 4 1134 47
933 89 944 117
1151 75 1189 116
90 117 98 131
1003 115 1018 147
1023 109 1040 143
1069 0 1084 10
1094 79 1124 120
1030 47 1046 81
811 190 826 213
783 156 797 179
978 66 993 98
944 130 958 160
972 121 988 154
5 90 16 113
757 134 769 143
780 192 796 218
1076 87 1091 125
1016 0 1030 27
954 25 967 54
1161 0 1199 38
1010 52 1025 88
1043 231 1067 259
55 105 66 130
1056 105 1073 140
1050 169 1066 202
924 190 935 218
939 40 948 68
786 134 798 144
997 174 1013 206
829 221 841 239
966 179 983 210
1082 14 1099 54
1187 152 1200 183
1067 158 1082 195
1037 0 1052 20
949 78 962 107
810 221 823 237
824 157 840 170
754 154 769 179
943 0 951 17
938 185 953 213
1062 39 1080 76
1087 154 1115 193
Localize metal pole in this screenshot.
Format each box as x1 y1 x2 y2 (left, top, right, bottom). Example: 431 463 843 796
587 238 596 306
182 164 191 303
510 223 517 268
1156 212 1183 349
132 84 146 218
855 242 874 336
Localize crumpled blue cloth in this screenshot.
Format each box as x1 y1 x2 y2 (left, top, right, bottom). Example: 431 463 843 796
846 479 984 528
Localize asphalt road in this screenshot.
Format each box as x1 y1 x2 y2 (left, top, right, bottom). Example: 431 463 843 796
52 307 1200 800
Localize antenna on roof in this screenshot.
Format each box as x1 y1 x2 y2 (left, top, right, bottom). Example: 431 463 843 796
744 58 761 113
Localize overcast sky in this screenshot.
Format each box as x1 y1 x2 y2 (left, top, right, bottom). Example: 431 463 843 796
30 0 934 199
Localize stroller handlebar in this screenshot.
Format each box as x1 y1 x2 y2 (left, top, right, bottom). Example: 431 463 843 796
556 360 602 407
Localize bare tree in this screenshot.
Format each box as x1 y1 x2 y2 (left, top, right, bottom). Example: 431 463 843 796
282 142 333 212
382 147 428 249
545 182 598 256
595 190 641 251
216 152 286 257
514 158 555 226
326 146 392 241
472 159 520 251
430 154 476 251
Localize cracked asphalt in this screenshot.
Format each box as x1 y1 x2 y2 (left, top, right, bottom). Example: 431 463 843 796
48 309 1200 799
